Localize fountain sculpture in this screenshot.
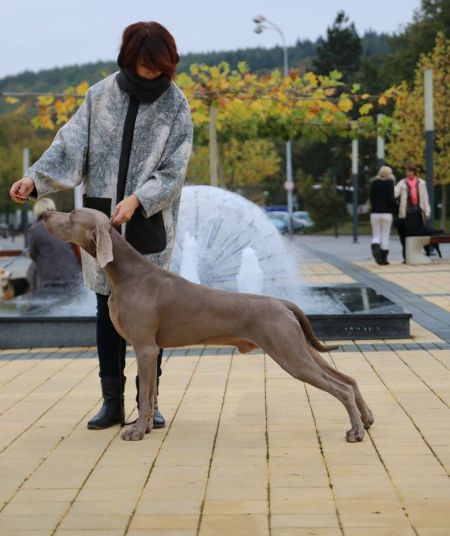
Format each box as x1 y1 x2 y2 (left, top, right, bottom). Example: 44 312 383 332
0 186 411 348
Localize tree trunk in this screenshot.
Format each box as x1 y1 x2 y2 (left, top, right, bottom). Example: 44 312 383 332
440 183 447 231
209 104 218 187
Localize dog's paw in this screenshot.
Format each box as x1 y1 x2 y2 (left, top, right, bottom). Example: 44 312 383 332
346 426 365 443
121 425 145 441
362 409 375 430
145 422 153 434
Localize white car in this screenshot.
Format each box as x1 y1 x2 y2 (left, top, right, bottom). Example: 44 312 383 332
292 211 314 228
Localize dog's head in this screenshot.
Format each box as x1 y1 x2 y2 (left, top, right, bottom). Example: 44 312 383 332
44 208 113 268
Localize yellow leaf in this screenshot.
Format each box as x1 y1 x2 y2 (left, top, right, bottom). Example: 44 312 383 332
40 115 55 130
37 95 54 106
55 100 66 114
338 98 353 112
304 72 318 86
359 103 373 116
378 94 388 106
5 96 19 104
76 81 89 96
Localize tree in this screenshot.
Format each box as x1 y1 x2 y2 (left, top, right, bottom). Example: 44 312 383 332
386 33 450 228
313 11 363 81
382 0 450 86
298 175 347 231
0 110 52 217
2 61 399 210
186 138 281 202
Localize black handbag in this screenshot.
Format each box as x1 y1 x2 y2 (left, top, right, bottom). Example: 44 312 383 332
82 194 166 255
124 208 166 254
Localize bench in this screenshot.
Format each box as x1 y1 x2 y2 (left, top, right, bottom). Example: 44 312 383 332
405 235 450 264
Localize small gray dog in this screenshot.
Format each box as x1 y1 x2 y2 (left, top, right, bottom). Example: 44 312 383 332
44 208 374 442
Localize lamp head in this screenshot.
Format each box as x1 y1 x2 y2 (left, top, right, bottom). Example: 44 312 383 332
253 15 266 23
254 25 263 34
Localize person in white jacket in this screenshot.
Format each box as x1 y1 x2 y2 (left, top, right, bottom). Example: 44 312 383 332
394 163 431 262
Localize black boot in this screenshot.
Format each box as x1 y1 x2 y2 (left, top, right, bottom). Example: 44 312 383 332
371 243 382 265
135 375 166 429
379 249 389 265
87 377 125 429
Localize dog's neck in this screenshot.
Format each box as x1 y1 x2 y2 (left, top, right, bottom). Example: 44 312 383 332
102 227 156 287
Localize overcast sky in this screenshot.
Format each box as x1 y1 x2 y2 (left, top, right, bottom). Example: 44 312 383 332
0 0 421 78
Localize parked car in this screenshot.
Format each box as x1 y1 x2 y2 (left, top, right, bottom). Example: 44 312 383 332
292 211 314 228
266 211 305 234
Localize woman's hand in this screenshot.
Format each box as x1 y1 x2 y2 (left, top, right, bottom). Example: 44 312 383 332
111 194 140 226
10 177 35 204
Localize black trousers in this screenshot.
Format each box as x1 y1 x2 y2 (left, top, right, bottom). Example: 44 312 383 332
96 294 162 382
396 209 427 261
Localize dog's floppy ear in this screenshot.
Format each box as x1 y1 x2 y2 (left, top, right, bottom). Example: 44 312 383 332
95 225 113 268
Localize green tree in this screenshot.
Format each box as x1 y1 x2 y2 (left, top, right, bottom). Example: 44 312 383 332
313 11 363 81
186 138 281 202
382 0 450 86
0 110 52 217
386 33 450 228
298 175 348 231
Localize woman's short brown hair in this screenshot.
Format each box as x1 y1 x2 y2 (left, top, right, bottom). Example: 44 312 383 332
405 163 417 173
118 22 179 79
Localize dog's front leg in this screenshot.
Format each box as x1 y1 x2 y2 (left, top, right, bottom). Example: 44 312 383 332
122 345 158 441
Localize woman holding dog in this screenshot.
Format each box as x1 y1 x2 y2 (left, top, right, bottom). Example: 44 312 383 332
10 22 193 430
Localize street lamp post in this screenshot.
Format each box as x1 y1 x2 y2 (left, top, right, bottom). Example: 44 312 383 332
424 68 435 228
253 15 294 235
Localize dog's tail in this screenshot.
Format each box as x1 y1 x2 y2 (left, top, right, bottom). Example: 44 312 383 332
282 300 339 352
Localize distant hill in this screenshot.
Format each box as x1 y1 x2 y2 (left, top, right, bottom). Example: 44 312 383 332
0 32 390 96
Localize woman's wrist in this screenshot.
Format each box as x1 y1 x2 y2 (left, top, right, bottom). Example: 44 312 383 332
129 193 140 209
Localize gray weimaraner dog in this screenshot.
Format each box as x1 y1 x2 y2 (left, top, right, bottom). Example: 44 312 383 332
44 208 374 442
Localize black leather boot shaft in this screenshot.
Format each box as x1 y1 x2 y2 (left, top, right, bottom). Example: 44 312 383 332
87 376 125 430
379 249 389 265
371 243 383 265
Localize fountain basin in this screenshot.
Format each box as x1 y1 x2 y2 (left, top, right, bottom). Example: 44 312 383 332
0 284 411 349
306 285 411 340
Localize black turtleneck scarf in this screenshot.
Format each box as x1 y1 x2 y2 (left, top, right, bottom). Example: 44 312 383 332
115 68 171 204
116 68 171 104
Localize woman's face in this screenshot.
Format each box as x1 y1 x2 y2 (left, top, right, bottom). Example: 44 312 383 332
406 169 415 178
136 62 162 80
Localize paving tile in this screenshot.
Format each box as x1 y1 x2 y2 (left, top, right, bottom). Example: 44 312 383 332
271 513 340 528
129 514 198 530
199 514 268 535
271 530 342 536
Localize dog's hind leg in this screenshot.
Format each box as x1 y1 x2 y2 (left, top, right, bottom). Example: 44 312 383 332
122 343 159 441
307 346 374 430
260 328 365 442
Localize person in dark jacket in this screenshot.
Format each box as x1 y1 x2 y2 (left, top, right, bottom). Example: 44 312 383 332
369 166 396 265
27 198 83 295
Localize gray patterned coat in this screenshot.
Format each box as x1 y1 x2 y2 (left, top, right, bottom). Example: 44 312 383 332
26 73 193 295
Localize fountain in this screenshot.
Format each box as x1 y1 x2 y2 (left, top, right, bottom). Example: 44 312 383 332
0 186 411 348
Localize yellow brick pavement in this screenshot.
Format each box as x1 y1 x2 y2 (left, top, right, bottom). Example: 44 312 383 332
1 260 449 535
0 345 449 535
355 260 450 311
